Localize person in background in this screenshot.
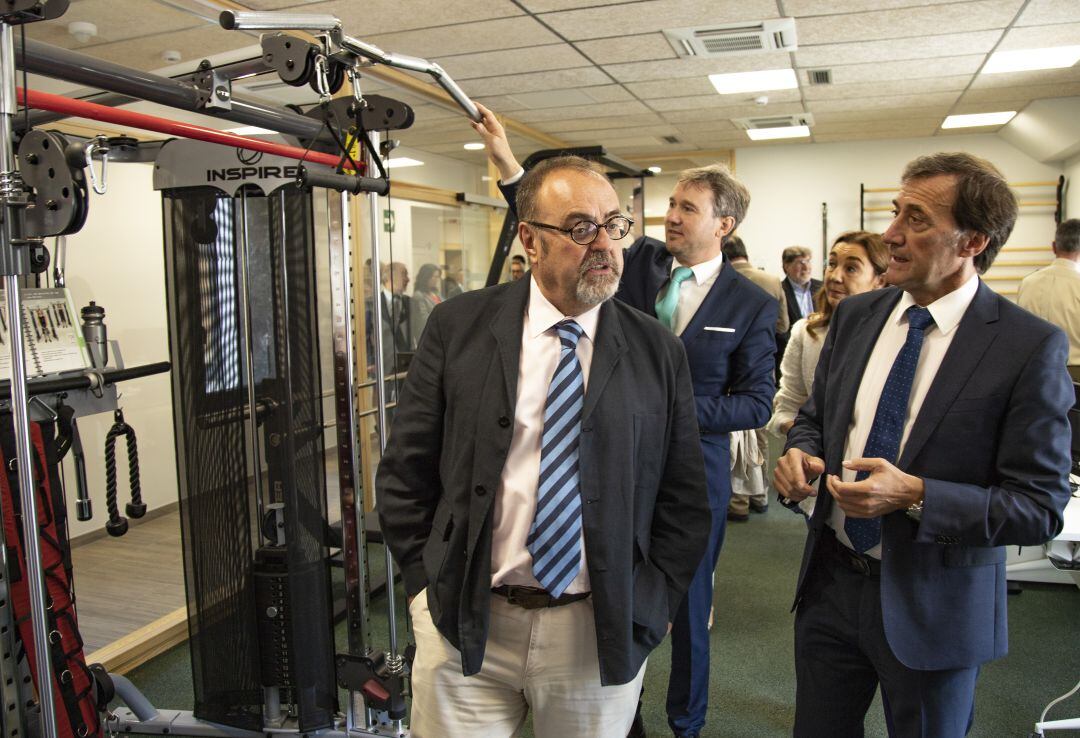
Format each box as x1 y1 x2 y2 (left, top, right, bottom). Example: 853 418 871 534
410 263 443 347
509 253 526 281
766 231 888 515
722 235 790 521
774 152 1073 737
443 265 465 300
1016 218 1080 382
781 246 821 324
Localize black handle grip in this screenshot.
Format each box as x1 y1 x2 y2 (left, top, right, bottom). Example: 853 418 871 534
298 166 389 195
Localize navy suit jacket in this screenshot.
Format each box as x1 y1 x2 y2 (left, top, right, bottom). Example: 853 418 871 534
787 283 1073 670
498 179 778 510
617 238 778 509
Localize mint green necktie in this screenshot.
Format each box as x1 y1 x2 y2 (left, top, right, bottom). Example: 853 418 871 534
655 266 694 331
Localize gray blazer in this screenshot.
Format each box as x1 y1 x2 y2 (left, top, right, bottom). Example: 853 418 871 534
377 276 710 685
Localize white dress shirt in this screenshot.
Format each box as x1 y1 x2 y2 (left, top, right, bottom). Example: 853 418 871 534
491 277 601 593
657 252 725 336
829 275 980 558
791 280 815 318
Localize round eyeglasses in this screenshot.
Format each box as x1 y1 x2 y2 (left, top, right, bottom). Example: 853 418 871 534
524 215 634 245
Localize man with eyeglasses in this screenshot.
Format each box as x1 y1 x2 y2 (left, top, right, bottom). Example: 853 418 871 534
472 104 778 738
378 155 711 737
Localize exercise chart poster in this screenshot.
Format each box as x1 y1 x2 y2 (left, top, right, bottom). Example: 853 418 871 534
0 288 91 381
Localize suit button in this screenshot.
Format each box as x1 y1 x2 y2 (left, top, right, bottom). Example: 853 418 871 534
475 485 486 496
498 416 510 428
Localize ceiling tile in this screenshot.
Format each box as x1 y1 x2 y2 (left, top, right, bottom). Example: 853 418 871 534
827 56 986 85
944 99 1029 115
560 125 682 143
996 22 1080 50
806 91 961 113
605 51 795 83
802 76 972 101
796 0 1023 46
970 66 1080 89
784 0 969 15
645 89 802 112
575 34 677 65
810 106 953 124
27 0 203 47
625 77 718 99
71 25 254 71
672 119 771 135
366 17 559 58
301 0 524 34
1015 0 1080 26
519 0 629 10
794 31 1001 68
660 102 807 122
460 68 612 96
537 0 779 40
581 85 637 103
959 82 1080 104
436 44 593 80
504 88 598 108
536 113 670 132
811 118 942 136
811 130 932 143
511 99 653 121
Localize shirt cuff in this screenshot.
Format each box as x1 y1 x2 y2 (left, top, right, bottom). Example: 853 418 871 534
502 168 525 185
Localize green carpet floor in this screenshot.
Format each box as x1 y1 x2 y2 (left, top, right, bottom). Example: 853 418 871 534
122 503 1080 736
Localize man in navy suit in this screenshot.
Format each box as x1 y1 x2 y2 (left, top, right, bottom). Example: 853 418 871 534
774 152 1073 737
473 104 777 737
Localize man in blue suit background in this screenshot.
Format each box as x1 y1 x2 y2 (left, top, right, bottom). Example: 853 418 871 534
473 104 778 737
774 152 1073 737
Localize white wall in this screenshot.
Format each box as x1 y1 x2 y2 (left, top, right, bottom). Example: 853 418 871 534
1064 151 1080 220
61 163 175 538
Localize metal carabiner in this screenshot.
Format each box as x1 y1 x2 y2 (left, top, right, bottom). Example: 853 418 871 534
84 135 109 195
312 54 331 102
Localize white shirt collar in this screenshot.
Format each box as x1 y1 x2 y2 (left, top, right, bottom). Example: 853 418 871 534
671 251 724 287
791 280 813 294
526 275 600 341
893 272 979 337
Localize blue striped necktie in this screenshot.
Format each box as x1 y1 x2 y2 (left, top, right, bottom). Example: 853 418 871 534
845 305 935 553
527 319 585 597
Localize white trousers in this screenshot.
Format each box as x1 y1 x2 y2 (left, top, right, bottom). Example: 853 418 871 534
409 589 645 738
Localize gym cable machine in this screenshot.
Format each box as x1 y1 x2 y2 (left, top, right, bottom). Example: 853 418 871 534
3 2 482 736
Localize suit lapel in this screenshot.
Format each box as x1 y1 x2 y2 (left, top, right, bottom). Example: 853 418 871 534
827 289 902 470
647 247 673 317
488 278 531 409
897 281 999 469
681 260 738 343
582 299 627 423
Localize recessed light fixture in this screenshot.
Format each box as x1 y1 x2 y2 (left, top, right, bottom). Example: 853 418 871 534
464 142 485 151
67 21 97 43
225 125 275 135
709 68 797 95
385 157 424 169
941 111 1016 129
745 125 810 141
983 45 1080 74
648 166 662 174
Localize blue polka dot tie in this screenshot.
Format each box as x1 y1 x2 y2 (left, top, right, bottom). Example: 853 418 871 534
654 266 694 331
527 320 585 597
845 305 935 553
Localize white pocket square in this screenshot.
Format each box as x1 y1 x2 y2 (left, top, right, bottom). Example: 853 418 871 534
704 326 735 333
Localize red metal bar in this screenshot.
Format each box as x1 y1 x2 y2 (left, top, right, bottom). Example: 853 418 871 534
17 87 346 170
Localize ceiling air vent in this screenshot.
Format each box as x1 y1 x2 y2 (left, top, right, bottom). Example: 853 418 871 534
808 69 832 85
664 18 797 58
731 113 815 131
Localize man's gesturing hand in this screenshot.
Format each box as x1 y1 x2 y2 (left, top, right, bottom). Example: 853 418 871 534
774 448 825 502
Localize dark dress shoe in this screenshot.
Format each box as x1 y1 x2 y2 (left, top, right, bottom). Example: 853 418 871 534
727 509 749 522
750 499 769 513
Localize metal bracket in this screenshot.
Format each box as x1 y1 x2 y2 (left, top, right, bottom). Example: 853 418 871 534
194 67 232 111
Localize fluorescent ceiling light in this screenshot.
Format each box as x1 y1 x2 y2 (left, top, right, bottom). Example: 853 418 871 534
648 166 662 174
226 125 275 135
941 111 1016 129
983 45 1080 74
709 68 797 95
745 125 810 141
464 142 485 151
385 157 424 169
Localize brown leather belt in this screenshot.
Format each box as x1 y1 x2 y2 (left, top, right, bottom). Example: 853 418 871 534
491 585 591 610
821 527 881 577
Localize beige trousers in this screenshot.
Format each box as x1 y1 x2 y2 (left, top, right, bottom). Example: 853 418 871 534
408 589 645 738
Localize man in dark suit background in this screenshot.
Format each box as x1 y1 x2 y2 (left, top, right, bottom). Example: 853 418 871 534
377 156 710 737
472 103 778 738
774 152 1073 737
780 245 822 327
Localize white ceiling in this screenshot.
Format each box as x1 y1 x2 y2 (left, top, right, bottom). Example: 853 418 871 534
22 0 1080 168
